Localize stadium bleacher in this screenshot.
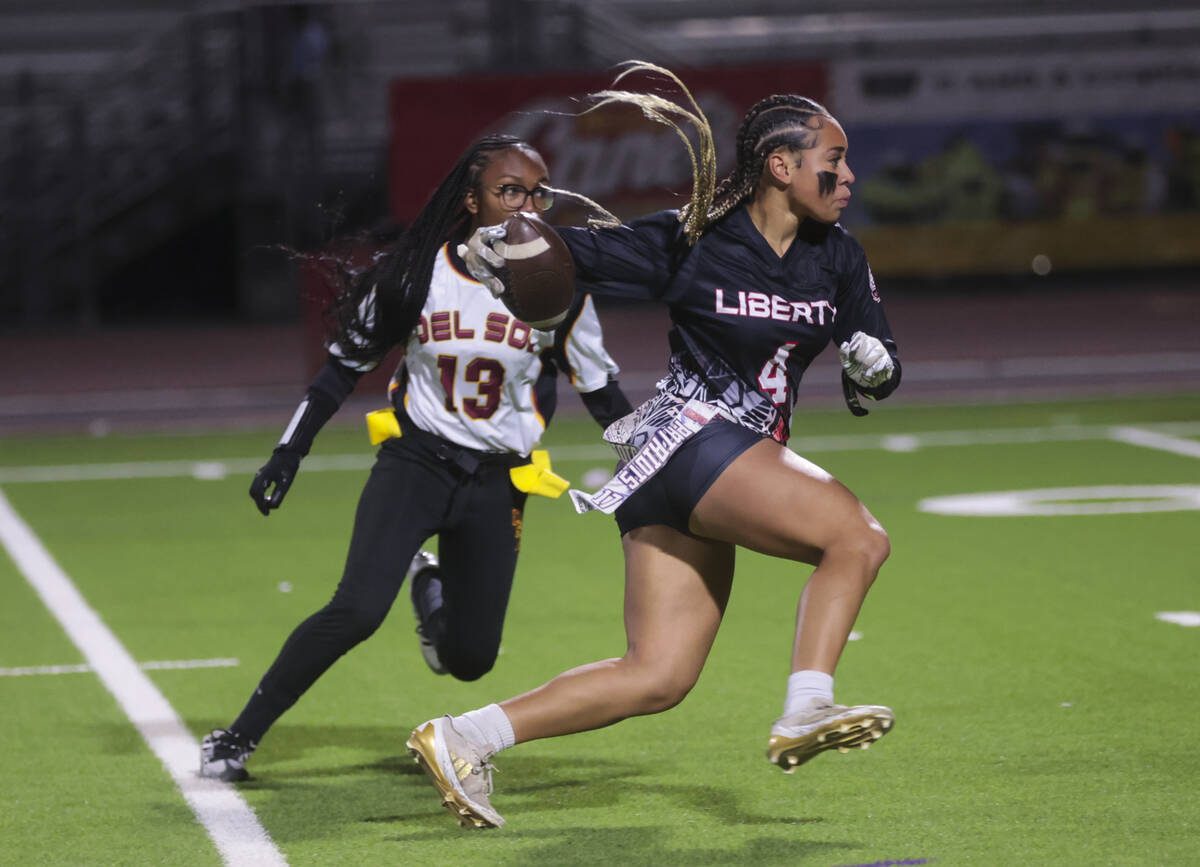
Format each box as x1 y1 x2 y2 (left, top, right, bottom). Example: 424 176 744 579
1 0 1196 328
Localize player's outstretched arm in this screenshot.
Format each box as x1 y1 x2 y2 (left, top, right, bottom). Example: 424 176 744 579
248 357 361 516
556 211 685 301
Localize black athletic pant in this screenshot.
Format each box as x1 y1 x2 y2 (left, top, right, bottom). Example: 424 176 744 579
232 433 527 743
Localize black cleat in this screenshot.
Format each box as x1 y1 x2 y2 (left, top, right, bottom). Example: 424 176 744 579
408 550 447 675
200 728 256 782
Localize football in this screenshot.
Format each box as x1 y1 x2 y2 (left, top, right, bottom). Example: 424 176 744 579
493 212 575 330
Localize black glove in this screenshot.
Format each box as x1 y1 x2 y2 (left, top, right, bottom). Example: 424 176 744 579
250 368 354 517
249 448 302 516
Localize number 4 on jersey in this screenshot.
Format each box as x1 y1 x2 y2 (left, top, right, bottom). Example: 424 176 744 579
757 342 796 405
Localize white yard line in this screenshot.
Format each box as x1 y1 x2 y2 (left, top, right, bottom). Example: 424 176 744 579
0 490 286 867
1 352 1196 416
903 351 1200 381
0 658 240 677
3 422 1200 485
1108 426 1200 460
0 455 371 484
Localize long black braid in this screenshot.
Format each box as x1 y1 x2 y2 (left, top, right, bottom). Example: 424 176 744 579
328 134 529 363
705 94 832 225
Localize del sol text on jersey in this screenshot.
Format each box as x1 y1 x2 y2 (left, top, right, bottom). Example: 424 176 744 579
416 311 540 353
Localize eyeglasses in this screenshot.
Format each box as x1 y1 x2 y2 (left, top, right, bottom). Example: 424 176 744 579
491 183 555 212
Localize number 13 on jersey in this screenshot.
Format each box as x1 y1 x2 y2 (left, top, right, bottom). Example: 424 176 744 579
437 354 505 419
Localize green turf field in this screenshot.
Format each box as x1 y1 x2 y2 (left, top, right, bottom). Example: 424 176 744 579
2 394 1198 866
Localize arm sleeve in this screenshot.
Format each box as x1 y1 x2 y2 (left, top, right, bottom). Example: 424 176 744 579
326 285 383 372
560 295 622 393
579 381 634 429
277 355 365 456
833 236 902 401
556 211 687 301
554 293 634 428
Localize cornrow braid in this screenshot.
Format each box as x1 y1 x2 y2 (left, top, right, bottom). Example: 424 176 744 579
328 134 527 363
707 94 832 224
582 61 718 245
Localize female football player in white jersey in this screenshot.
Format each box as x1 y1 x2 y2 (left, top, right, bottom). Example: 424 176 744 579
407 66 902 830
199 135 632 782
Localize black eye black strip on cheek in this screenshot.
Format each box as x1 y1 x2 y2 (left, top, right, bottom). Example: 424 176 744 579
818 171 838 196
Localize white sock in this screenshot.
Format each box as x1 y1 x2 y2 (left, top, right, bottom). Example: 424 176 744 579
452 703 516 753
783 669 834 717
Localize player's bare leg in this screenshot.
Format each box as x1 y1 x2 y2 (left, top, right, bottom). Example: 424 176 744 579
500 526 735 742
689 438 894 768
691 438 889 671
407 526 733 829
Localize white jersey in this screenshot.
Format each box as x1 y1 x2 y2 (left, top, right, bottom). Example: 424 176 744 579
394 244 620 456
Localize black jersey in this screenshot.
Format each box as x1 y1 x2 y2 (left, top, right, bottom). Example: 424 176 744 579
558 206 901 443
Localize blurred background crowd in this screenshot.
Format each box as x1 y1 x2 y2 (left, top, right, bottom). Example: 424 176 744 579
1 0 1197 429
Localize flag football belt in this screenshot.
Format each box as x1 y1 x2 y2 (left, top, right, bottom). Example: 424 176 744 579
569 397 725 515
364 408 568 498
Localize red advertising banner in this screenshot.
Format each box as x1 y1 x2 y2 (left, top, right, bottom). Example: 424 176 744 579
388 62 827 226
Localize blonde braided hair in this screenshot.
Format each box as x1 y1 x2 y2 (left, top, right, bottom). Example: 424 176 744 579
581 61 718 245
569 65 833 245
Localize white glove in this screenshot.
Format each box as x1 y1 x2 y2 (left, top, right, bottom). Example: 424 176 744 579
456 224 508 297
839 331 894 388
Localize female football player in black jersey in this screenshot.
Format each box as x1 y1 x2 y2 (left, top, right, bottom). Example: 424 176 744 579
408 64 902 830
198 134 632 782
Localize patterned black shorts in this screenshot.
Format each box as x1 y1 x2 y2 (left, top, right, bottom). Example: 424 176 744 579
614 418 763 536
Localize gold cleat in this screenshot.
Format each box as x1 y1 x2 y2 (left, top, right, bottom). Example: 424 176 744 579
767 700 894 773
406 716 505 829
